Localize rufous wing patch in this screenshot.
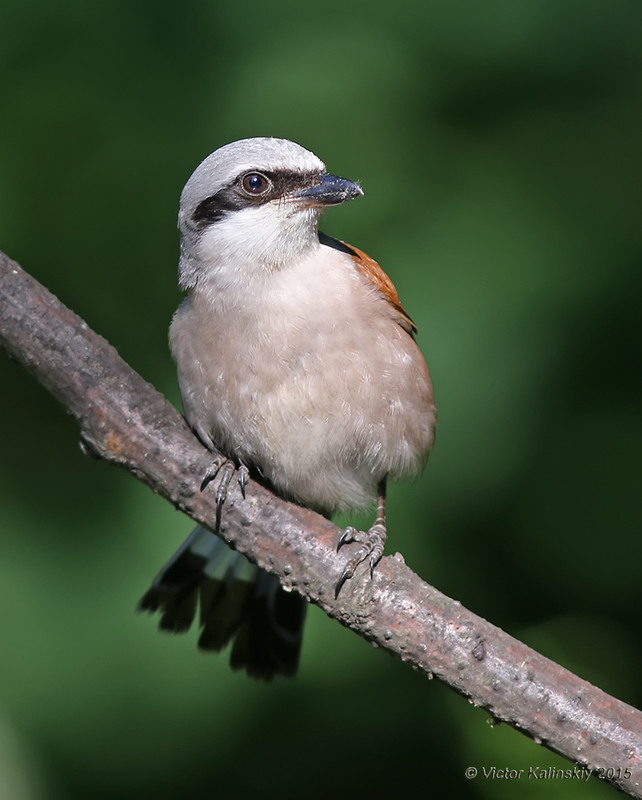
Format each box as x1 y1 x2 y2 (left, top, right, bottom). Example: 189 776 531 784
319 232 417 334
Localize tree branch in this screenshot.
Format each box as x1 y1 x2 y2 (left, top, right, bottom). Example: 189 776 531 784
1 249 640 797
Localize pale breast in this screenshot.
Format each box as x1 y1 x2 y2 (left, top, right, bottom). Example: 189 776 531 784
170 246 436 513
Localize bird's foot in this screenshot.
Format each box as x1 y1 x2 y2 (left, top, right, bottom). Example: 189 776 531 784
200 458 249 531
335 522 387 597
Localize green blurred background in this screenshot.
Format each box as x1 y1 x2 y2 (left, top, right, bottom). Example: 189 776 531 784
1 1 641 798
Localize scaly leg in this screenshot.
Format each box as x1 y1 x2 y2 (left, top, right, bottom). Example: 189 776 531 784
335 480 387 597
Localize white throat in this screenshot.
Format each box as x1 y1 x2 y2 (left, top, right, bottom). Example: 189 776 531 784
179 203 323 293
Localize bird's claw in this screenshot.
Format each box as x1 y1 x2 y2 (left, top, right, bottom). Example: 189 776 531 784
336 525 357 551
200 458 249 532
335 523 387 598
200 456 226 492
238 464 250 499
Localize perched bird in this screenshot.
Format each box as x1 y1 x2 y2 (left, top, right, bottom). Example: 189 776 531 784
139 137 437 679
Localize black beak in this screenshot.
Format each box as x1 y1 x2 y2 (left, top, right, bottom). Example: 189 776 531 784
293 173 364 207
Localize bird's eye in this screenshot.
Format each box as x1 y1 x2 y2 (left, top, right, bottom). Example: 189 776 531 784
241 172 270 195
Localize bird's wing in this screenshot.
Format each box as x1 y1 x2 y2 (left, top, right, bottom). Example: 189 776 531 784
319 232 417 335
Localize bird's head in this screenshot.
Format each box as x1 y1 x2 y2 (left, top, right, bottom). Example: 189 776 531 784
177 137 363 290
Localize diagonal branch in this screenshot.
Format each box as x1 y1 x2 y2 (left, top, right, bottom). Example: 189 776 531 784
0 249 640 797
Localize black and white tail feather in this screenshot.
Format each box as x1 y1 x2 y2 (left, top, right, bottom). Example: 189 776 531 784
138 527 307 680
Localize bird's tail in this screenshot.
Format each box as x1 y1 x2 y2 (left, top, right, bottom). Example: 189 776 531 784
138 526 307 680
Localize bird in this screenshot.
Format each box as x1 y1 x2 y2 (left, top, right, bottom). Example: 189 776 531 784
138 137 437 679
